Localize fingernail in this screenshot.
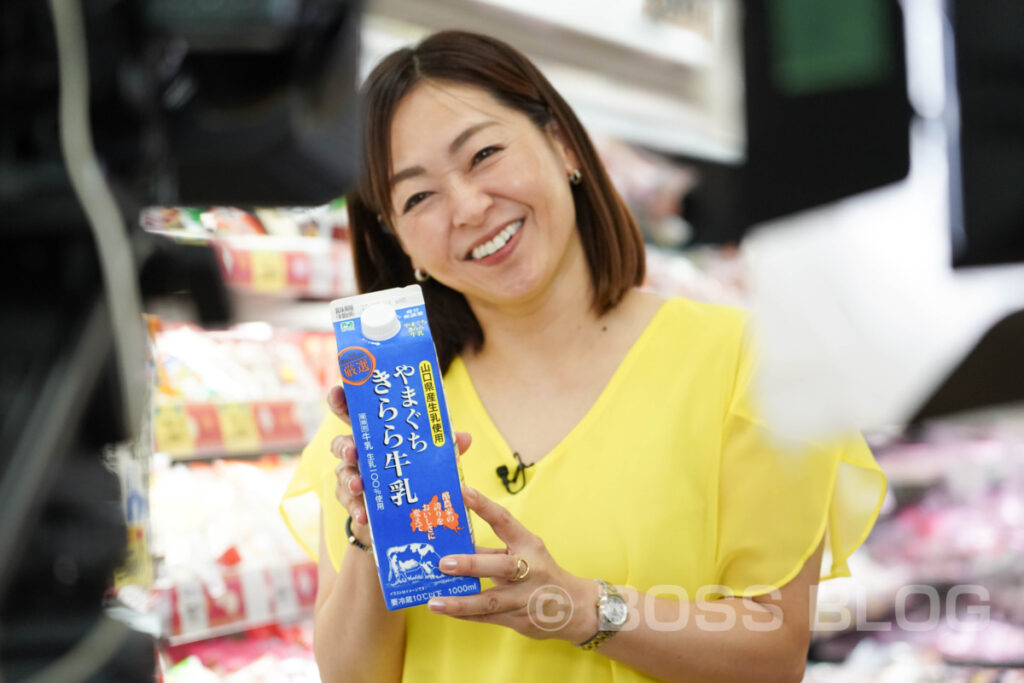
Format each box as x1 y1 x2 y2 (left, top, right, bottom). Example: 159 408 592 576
343 445 355 461
464 486 478 504
427 598 446 613
331 437 342 456
347 477 358 493
439 557 457 572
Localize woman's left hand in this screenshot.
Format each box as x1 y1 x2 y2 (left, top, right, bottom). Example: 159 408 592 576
427 486 598 643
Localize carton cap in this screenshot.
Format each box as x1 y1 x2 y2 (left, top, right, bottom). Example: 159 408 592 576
361 303 402 341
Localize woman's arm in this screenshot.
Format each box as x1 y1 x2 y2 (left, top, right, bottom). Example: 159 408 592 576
591 540 822 683
433 487 822 683
312 517 406 683
311 385 474 681
311 385 407 683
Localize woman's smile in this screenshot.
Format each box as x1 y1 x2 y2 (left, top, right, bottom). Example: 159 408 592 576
465 218 525 263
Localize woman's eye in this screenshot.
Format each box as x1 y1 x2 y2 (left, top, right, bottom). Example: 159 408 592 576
403 192 429 214
471 146 503 167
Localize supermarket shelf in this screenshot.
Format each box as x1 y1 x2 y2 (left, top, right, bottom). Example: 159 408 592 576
942 656 1024 670
230 297 335 332
212 236 355 299
165 609 313 648
152 561 318 646
149 230 357 299
153 399 322 459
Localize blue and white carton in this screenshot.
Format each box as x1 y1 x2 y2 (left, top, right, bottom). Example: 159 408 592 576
331 285 480 610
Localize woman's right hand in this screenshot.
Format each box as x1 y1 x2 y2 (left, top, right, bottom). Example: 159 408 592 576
327 385 371 547
327 384 474 551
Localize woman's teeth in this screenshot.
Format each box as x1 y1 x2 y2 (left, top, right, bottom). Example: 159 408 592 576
471 220 523 260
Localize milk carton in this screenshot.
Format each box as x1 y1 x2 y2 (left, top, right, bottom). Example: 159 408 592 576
331 285 479 610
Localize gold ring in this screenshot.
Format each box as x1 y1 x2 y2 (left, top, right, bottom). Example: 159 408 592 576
511 557 530 582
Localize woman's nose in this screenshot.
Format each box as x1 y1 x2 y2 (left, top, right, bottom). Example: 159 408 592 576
448 176 493 229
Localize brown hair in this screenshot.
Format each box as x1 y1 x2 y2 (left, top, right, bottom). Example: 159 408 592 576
349 30 645 373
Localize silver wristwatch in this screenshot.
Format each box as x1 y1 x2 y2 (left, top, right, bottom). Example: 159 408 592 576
576 579 628 650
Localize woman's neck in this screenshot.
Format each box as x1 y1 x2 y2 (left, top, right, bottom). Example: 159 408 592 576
475 290 599 365
465 241 603 371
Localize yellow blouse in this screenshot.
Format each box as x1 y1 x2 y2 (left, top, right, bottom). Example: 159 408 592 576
281 297 886 682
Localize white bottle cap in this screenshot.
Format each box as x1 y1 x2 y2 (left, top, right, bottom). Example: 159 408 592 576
360 303 402 341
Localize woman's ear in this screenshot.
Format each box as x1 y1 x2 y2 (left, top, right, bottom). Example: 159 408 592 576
545 119 580 176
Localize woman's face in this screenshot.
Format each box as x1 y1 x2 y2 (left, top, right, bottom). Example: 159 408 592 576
386 81 582 310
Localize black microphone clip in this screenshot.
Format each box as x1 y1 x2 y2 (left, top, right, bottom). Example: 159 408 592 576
495 452 532 494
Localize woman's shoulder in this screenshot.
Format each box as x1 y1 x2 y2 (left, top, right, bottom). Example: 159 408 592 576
652 295 749 343
611 293 750 384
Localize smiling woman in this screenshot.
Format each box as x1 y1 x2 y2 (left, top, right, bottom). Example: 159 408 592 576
347 31 645 372
280 30 887 683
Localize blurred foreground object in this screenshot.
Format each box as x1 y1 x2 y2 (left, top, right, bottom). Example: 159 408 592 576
0 0 363 679
722 0 1024 437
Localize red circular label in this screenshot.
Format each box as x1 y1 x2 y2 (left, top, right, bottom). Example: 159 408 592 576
337 346 376 386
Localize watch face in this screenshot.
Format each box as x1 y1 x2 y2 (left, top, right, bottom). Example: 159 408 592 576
602 594 628 627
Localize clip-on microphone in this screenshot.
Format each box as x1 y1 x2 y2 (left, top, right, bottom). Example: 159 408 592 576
495 452 533 494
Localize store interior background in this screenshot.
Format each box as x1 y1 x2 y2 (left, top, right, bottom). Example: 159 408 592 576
3 0 1024 680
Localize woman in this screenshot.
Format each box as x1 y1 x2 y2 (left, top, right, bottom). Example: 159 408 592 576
281 30 886 683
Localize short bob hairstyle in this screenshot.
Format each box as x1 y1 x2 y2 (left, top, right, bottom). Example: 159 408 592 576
348 30 645 373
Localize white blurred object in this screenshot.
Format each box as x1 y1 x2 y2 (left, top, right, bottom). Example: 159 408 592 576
743 119 1024 441
740 0 1024 441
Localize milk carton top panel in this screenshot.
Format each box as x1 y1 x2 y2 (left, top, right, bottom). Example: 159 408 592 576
331 285 424 326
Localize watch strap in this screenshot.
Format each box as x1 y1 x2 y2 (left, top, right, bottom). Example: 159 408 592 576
577 628 616 651
575 579 624 651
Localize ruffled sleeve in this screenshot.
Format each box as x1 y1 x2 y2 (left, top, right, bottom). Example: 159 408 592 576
714 324 887 597
279 400 352 571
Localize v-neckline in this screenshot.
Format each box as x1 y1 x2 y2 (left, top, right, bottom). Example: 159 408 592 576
451 298 675 473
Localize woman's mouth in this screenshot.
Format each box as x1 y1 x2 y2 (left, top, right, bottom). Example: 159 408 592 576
468 219 524 261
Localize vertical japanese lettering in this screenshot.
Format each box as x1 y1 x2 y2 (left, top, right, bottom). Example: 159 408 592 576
385 450 411 477
389 478 419 506
419 360 445 446
383 424 403 448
